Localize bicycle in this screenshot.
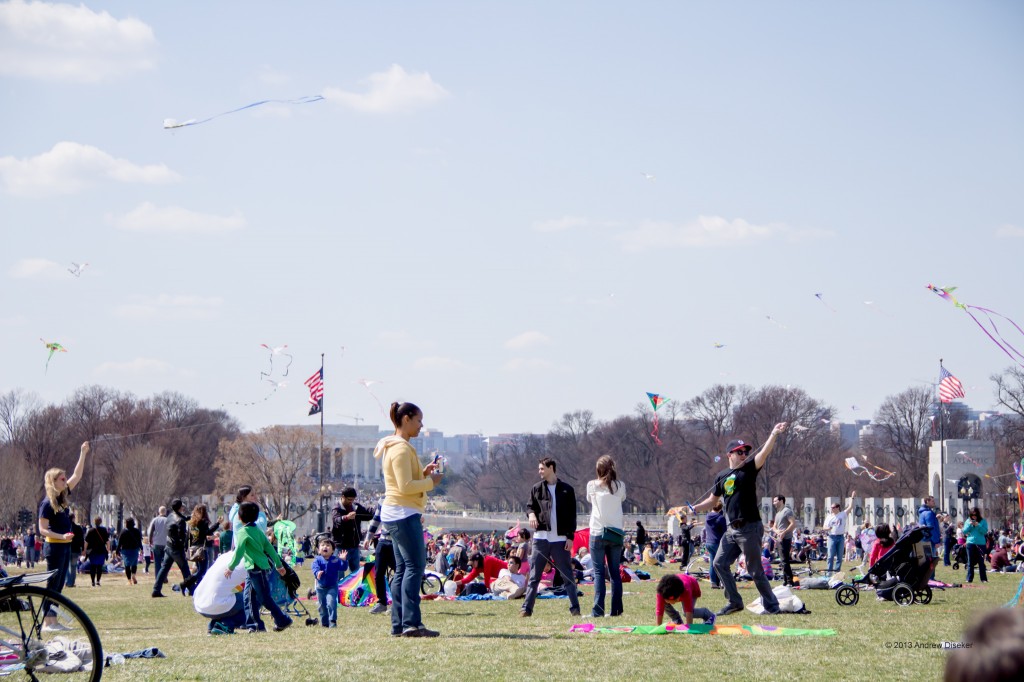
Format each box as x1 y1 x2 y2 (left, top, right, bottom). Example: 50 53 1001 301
420 567 455 596
0 570 103 680
684 553 711 579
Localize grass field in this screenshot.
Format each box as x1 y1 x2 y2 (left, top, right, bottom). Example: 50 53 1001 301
7 560 1020 681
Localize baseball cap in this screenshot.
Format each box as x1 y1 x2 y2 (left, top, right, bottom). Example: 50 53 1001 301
726 439 753 454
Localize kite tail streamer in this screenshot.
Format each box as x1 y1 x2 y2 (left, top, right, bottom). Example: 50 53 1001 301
651 415 662 446
1006 574 1024 609
965 306 1024 367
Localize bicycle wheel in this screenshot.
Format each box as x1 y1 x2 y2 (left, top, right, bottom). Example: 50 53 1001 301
421 574 443 596
0 585 103 681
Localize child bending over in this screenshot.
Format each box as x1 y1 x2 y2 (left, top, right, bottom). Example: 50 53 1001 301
655 573 716 627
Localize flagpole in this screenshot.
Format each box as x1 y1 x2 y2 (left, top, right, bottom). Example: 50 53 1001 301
319 352 325 533
939 358 945 514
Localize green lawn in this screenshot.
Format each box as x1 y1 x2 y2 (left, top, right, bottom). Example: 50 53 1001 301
11 561 1020 681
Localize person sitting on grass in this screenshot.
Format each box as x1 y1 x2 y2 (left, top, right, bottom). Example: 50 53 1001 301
311 538 347 628
457 552 506 595
224 501 292 633
655 574 716 627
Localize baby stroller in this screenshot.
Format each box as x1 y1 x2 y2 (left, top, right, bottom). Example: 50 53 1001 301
835 526 938 607
271 562 317 626
950 543 968 570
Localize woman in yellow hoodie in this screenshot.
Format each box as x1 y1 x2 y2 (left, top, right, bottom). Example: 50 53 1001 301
373 401 443 638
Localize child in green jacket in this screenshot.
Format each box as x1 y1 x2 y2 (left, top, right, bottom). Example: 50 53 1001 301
224 502 292 632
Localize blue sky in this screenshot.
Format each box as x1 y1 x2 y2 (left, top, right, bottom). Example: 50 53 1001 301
1 0 1022 436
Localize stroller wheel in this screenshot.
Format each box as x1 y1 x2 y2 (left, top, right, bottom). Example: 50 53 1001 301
835 585 859 607
893 583 915 607
952 562 959 570
914 586 933 605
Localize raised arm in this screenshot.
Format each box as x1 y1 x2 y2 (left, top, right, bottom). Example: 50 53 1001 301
844 491 856 515
690 493 720 515
753 423 788 470
67 441 90 490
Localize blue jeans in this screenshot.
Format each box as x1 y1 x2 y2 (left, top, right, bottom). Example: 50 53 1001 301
316 583 338 627
664 602 715 624
714 522 778 612
43 542 70 618
65 549 77 587
243 568 292 631
522 538 580 615
965 544 987 583
153 545 165 578
705 542 721 587
589 536 623 617
385 514 426 634
341 546 360 576
827 535 844 572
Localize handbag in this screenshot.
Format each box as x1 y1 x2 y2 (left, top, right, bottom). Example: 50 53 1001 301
600 526 625 546
186 544 205 562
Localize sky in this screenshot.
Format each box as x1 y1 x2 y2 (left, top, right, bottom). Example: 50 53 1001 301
1 0 1022 437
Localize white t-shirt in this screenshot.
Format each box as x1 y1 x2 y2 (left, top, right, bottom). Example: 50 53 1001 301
534 483 566 542
497 568 526 588
587 479 626 535
825 511 847 536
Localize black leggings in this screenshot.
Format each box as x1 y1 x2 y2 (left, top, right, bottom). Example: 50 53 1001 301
124 564 137 580
89 564 104 585
374 541 396 599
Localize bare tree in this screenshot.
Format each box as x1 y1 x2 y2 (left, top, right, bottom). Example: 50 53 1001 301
0 445 40 529
215 426 318 521
870 386 933 491
0 389 41 444
113 445 181 523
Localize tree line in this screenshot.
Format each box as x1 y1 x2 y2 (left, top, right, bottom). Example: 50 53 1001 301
2 367 1022 529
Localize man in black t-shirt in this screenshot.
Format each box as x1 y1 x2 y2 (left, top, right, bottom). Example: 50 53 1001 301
691 422 788 617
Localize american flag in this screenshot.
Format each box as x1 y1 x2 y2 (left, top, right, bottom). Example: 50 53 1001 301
938 366 965 403
304 366 323 415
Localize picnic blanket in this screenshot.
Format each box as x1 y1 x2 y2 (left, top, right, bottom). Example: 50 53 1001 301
570 623 837 636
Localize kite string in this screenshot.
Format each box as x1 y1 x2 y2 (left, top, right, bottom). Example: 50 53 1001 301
969 306 1024 363
91 419 228 443
964 307 1024 367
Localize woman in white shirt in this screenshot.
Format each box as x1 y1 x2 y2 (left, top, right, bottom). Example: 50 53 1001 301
586 455 626 617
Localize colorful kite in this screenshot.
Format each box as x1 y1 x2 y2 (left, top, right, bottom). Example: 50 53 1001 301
163 95 324 129
713 342 726 349
570 623 836 637
646 392 669 445
338 562 389 607
40 338 67 372
844 456 895 482
927 284 1024 368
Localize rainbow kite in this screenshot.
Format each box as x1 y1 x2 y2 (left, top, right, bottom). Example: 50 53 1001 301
338 562 390 607
844 456 895 482
40 338 67 373
646 392 669 445
927 284 1024 368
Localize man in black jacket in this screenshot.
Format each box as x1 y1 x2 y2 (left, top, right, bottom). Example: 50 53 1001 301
151 499 192 598
330 488 373 576
520 458 580 617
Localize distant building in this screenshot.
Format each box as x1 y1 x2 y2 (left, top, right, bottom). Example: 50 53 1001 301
838 420 872 449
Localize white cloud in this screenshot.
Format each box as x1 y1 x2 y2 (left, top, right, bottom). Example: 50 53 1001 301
113 294 223 321
504 331 550 350
614 215 831 252
533 216 591 232
0 142 179 196
0 0 156 83
256 64 290 86
413 356 470 371
995 224 1024 238
8 257 65 279
323 64 448 113
111 202 245 234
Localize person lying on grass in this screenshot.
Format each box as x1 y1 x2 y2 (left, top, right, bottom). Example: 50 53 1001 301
655 573 716 627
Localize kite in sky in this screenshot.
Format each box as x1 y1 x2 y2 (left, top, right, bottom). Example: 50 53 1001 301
259 343 293 381
40 339 67 372
163 95 324 129
68 262 88 278
357 379 386 415
927 284 1024 368
844 456 895 482
646 392 668 445
640 172 655 181
814 293 836 312
713 342 726 349
765 315 787 329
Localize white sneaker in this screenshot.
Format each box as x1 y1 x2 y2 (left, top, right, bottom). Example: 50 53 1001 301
42 623 72 633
